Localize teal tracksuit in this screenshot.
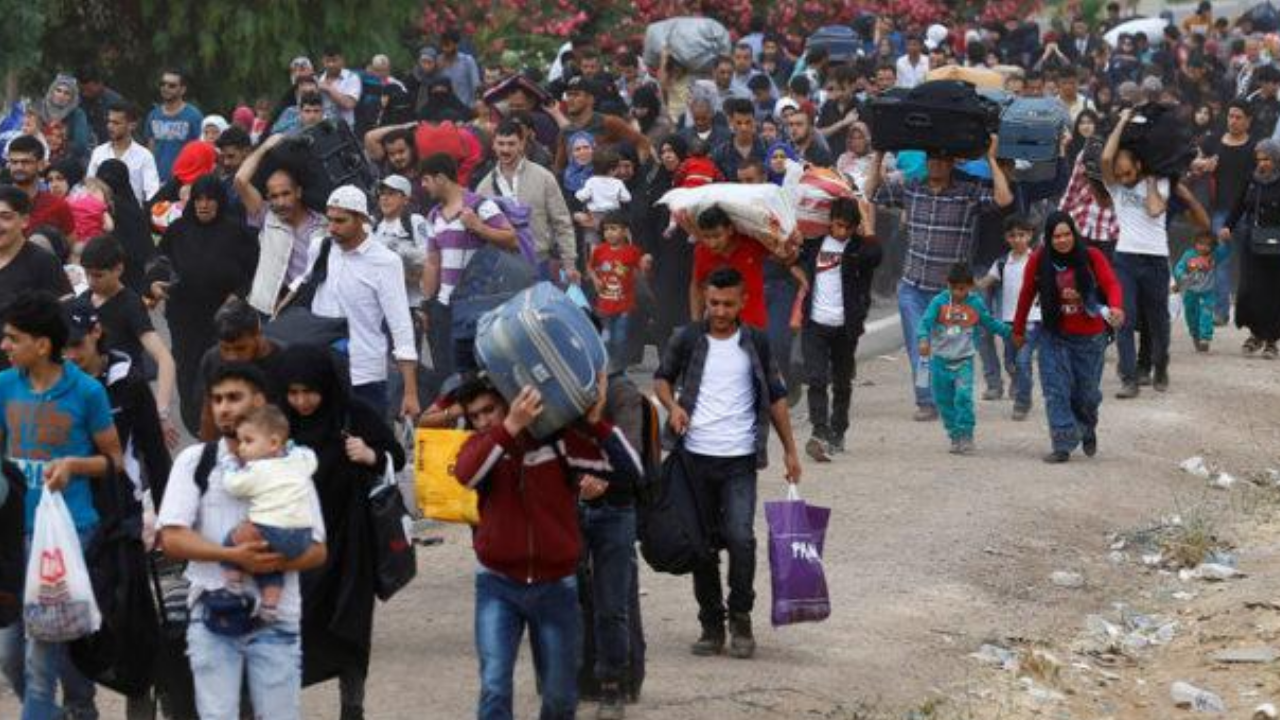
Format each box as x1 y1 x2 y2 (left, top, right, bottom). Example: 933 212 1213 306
917 291 1012 440
1173 243 1231 342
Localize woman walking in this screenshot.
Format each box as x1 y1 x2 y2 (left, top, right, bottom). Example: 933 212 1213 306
1013 212 1125 463
279 344 406 720
1224 139 1280 358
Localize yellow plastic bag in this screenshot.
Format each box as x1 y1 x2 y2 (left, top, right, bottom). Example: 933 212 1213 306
414 428 480 525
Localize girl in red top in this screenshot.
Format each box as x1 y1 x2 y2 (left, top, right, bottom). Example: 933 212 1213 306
589 213 652 372
1013 211 1125 464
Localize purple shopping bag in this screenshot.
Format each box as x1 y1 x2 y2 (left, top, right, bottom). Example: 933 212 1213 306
765 487 831 627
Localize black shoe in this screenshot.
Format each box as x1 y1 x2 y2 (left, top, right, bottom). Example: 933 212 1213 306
1265 342 1279 360
1136 371 1152 387
981 387 1003 401
597 682 626 720
827 436 846 454
1194 340 1210 353
1011 405 1030 421
1244 336 1263 355
690 626 725 656
1153 368 1168 392
1082 430 1097 457
1043 451 1070 464
728 612 756 659
1115 382 1140 399
913 406 939 422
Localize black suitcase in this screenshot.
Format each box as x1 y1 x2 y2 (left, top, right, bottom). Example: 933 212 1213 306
1120 103 1195 178
870 80 999 158
254 120 375 213
806 25 861 63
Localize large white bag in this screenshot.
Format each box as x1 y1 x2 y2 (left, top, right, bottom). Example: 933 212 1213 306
643 17 732 73
23 490 100 642
658 183 798 246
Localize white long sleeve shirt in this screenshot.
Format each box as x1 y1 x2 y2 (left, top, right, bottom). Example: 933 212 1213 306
310 235 418 386
87 140 161 204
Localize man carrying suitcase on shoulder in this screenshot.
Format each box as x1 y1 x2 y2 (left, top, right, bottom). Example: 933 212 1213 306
864 135 1014 422
653 267 803 661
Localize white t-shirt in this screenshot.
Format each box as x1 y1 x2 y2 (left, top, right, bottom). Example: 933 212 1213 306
810 236 847 327
321 68 362 127
575 176 632 214
986 251 1042 322
685 331 756 457
1107 177 1169 257
156 439 326 625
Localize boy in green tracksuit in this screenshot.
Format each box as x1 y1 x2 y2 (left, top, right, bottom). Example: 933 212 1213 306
917 263 1012 455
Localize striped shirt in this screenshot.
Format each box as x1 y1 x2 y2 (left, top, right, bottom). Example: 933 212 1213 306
423 193 511 305
1058 160 1119 243
874 177 997 292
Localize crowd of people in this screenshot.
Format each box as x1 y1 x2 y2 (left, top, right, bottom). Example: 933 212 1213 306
2 2 1280 718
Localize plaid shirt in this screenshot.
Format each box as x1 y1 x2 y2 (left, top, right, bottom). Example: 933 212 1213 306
874 178 996 292
1059 160 1120 242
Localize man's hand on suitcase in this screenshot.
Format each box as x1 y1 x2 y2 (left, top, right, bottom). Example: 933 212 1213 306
503 386 544 436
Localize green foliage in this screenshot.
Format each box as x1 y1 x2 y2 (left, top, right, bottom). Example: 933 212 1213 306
0 2 46 79
31 0 422 110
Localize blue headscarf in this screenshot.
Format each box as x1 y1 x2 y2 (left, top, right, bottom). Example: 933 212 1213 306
765 141 799 185
563 131 595 194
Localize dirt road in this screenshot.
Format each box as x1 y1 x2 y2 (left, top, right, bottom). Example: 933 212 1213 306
4 321 1277 719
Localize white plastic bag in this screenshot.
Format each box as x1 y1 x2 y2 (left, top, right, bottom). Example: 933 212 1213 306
23 490 100 642
1168 292 1183 322
658 183 798 245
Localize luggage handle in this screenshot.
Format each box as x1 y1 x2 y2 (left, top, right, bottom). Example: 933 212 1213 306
904 112 933 130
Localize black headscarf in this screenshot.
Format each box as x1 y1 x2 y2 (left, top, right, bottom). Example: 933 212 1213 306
95 158 154 292
181 173 228 224
278 344 350 451
418 76 474 123
1037 210 1098 332
631 84 664 135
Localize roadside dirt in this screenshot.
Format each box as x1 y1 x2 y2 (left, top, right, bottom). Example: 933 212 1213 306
3 323 1277 719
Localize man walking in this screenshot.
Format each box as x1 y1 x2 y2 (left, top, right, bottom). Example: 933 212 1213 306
654 267 802 660
87 101 161 204
142 69 202 182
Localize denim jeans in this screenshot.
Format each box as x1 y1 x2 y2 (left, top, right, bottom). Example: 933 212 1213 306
1183 290 1216 341
578 504 636 683
764 275 799 391
1004 323 1041 410
1038 331 1107 454
19 527 99 720
898 280 938 408
351 382 389 420
1112 252 1171 382
601 313 632 374
186 620 302 720
686 453 757 629
1211 209 1233 321
475 570 579 720
930 356 975 440
801 323 858 443
975 277 1004 394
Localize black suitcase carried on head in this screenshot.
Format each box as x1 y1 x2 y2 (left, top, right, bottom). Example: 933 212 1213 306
806 25 861 63
870 80 1000 158
254 120 375 213
1119 103 1196 179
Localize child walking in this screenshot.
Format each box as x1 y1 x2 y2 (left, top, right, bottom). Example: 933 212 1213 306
222 405 318 621
978 216 1042 421
799 196 882 462
589 212 651 372
918 263 1012 455
1173 232 1231 352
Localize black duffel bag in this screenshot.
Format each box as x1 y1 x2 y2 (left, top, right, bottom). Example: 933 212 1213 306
637 445 713 575
1119 103 1196 178
870 80 1000 158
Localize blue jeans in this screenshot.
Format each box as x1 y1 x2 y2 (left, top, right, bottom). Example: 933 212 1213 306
1038 331 1108 454
764 275 799 390
224 524 312 591
352 381 388 420
1112 252 1171 382
19 527 99 720
578 504 636 683
186 620 302 720
930 356 975 440
601 313 632 374
898 280 938 408
475 571 579 720
1211 209 1233 321
1005 323 1041 410
686 453 757 629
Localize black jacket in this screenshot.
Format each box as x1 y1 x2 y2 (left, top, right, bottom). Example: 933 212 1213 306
98 351 173 504
799 234 883 334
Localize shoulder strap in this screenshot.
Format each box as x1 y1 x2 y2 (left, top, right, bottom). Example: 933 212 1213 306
194 440 219 496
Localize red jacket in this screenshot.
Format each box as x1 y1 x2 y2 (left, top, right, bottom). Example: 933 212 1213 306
454 420 636 584
1014 246 1123 337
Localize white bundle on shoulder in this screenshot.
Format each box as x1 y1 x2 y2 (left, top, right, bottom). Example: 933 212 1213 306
658 183 798 245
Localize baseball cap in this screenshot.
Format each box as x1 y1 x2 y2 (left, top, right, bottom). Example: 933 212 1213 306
327 185 370 217
564 74 598 98
774 97 801 118
63 296 99 344
925 24 949 51
419 46 439 62
379 174 413 196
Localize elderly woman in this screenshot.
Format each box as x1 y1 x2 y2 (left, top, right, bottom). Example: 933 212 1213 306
836 122 878 193
1224 139 1280 359
1014 212 1125 463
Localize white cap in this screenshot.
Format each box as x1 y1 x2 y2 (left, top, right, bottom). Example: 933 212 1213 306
925 24 949 51
202 115 229 134
379 174 413 196
327 185 369 217
774 97 800 118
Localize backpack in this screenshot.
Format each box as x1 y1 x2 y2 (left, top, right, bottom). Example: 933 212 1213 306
263 238 350 351
475 193 540 267
635 394 662 506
